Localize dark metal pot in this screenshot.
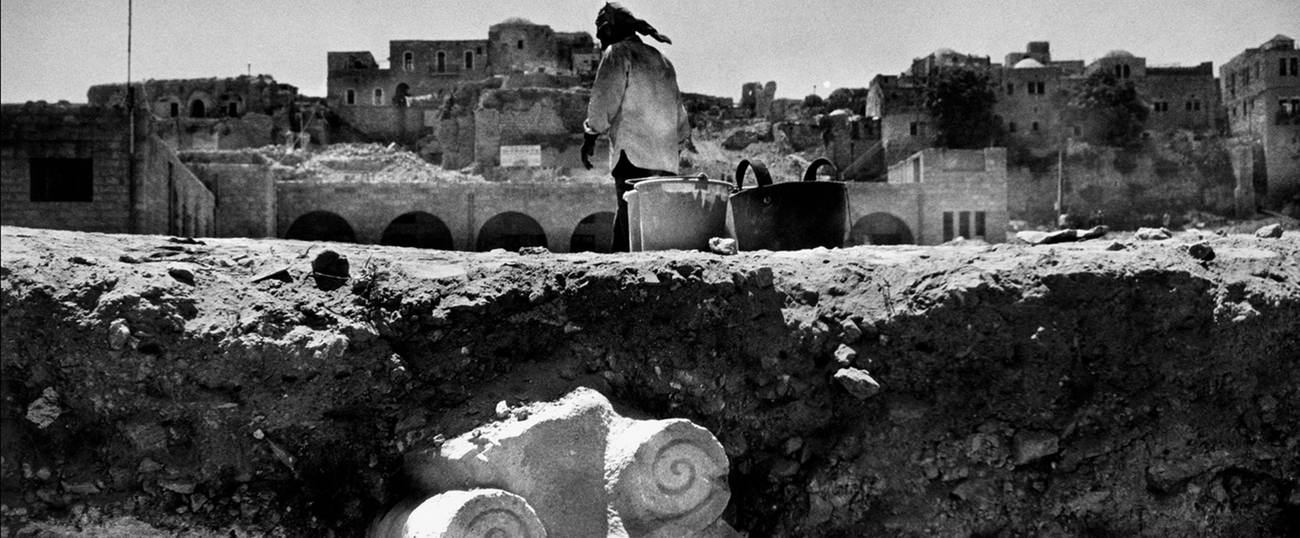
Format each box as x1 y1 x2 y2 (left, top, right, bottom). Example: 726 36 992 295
726 158 849 251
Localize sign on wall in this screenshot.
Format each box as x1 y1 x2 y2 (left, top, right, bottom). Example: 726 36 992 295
500 145 542 167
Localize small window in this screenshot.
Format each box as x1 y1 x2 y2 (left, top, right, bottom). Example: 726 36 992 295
942 212 954 242
403 51 414 71
959 211 971 239
476 46 483 55
1008 121 1018 133
436 51 446 73
190 100 206 118
1072 125 1081 136
1031 121 1040 131
169 102 179 117
1006 83 1014 95
29 158 93 202
1291 57 1299 76
346 89 356 105
227 102 238 116
373 88 383 105
1123 64 1131 78
465 50 474 70
1282 57 1289 77
909 122 918 136
975 212 986 238
516 39 524 50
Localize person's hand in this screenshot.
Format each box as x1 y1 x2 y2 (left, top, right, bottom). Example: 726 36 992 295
581 133 598 170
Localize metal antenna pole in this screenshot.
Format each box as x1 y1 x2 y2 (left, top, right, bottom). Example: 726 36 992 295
127 0 134 155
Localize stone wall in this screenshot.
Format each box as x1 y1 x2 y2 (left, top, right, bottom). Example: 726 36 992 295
473 87 593 172
181 151 277 238
1007 142 1241 227
0 103 135 233
276 181 614 252
133 135 216 237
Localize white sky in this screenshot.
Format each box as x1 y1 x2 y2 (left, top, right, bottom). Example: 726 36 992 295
2 0 1297 103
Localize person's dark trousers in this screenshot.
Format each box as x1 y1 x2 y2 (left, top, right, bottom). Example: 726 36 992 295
611 150 675 252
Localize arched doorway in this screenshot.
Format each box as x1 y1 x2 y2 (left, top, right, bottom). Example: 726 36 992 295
285 211 356 243
569 212 615 253
849 212 914 245
190 100 206 118
394 83 410 107
476 212 546 251
381 212 454 249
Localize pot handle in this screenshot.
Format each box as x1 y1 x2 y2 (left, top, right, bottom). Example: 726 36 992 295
735 159 773 189
802 158 840 182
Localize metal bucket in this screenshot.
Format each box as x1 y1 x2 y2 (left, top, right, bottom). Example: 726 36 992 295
630 174 733 251
727 158 849 251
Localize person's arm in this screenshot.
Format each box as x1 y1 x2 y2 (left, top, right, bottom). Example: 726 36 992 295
677 102 691 148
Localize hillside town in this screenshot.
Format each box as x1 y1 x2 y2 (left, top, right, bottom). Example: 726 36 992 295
2 18 1297 252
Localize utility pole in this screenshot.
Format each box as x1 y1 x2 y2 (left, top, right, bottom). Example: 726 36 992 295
126 0 137 232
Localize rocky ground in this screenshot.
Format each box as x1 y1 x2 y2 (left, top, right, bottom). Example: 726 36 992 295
2 225 1298 537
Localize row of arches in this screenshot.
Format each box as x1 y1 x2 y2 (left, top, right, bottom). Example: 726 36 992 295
285 210 918 251
284 210 614 252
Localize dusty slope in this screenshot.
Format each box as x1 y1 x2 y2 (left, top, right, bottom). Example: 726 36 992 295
1 226 1298 537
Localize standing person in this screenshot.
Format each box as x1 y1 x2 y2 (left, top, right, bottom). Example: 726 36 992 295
581 3 691 252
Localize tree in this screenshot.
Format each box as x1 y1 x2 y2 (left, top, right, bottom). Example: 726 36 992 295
1068 71 1149 149
923 65 998 149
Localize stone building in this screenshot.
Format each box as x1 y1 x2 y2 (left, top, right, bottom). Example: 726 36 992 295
325 18 596 145
1 102 214 236
871 42 1222 159
1221 34 1300 208
86 75 305 151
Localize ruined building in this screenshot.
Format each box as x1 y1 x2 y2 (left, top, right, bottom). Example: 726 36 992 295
325 19 597 147
868 42 1222 157
1222 34 1300 208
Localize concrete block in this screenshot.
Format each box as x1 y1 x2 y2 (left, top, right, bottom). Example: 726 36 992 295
398 388 731 537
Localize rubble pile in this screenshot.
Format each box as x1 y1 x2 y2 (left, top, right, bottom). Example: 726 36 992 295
263 143 487 184
1 226 1297 537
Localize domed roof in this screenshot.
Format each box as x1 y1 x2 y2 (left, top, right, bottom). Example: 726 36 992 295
1013 58 1045 69
1104 49 1135 59
933 47 958 58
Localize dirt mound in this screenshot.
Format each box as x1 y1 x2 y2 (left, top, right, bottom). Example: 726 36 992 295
259 143 487 184
2 226 1298 536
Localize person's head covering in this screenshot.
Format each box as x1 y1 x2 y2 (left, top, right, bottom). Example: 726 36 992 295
596 3 671 48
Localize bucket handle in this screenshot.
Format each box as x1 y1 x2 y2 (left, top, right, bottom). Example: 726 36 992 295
735 159 773 189
802 158 840 182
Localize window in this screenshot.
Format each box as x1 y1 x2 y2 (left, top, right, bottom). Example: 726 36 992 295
1154 101 1168 112
1291 57 1299 76
476 46 483 55
403 51 414 71
943 212 954 242
1031 121 1040 132
436 51 446 73
975 212 986 238
1006 83 1014 95
516 39 524 50
345 89 356 105
959 211 971 239
909 121 920 136
1027 81 1045 94
465 50 474 70
190 100 205 118
29 158 93 202
169 102 179 117
1186 99 1201 112
1123 64 1131 78
1114 64 1130 79
1008 121 1017 133
1283 58 1289 77
373 88 383 105
227 102 238 116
